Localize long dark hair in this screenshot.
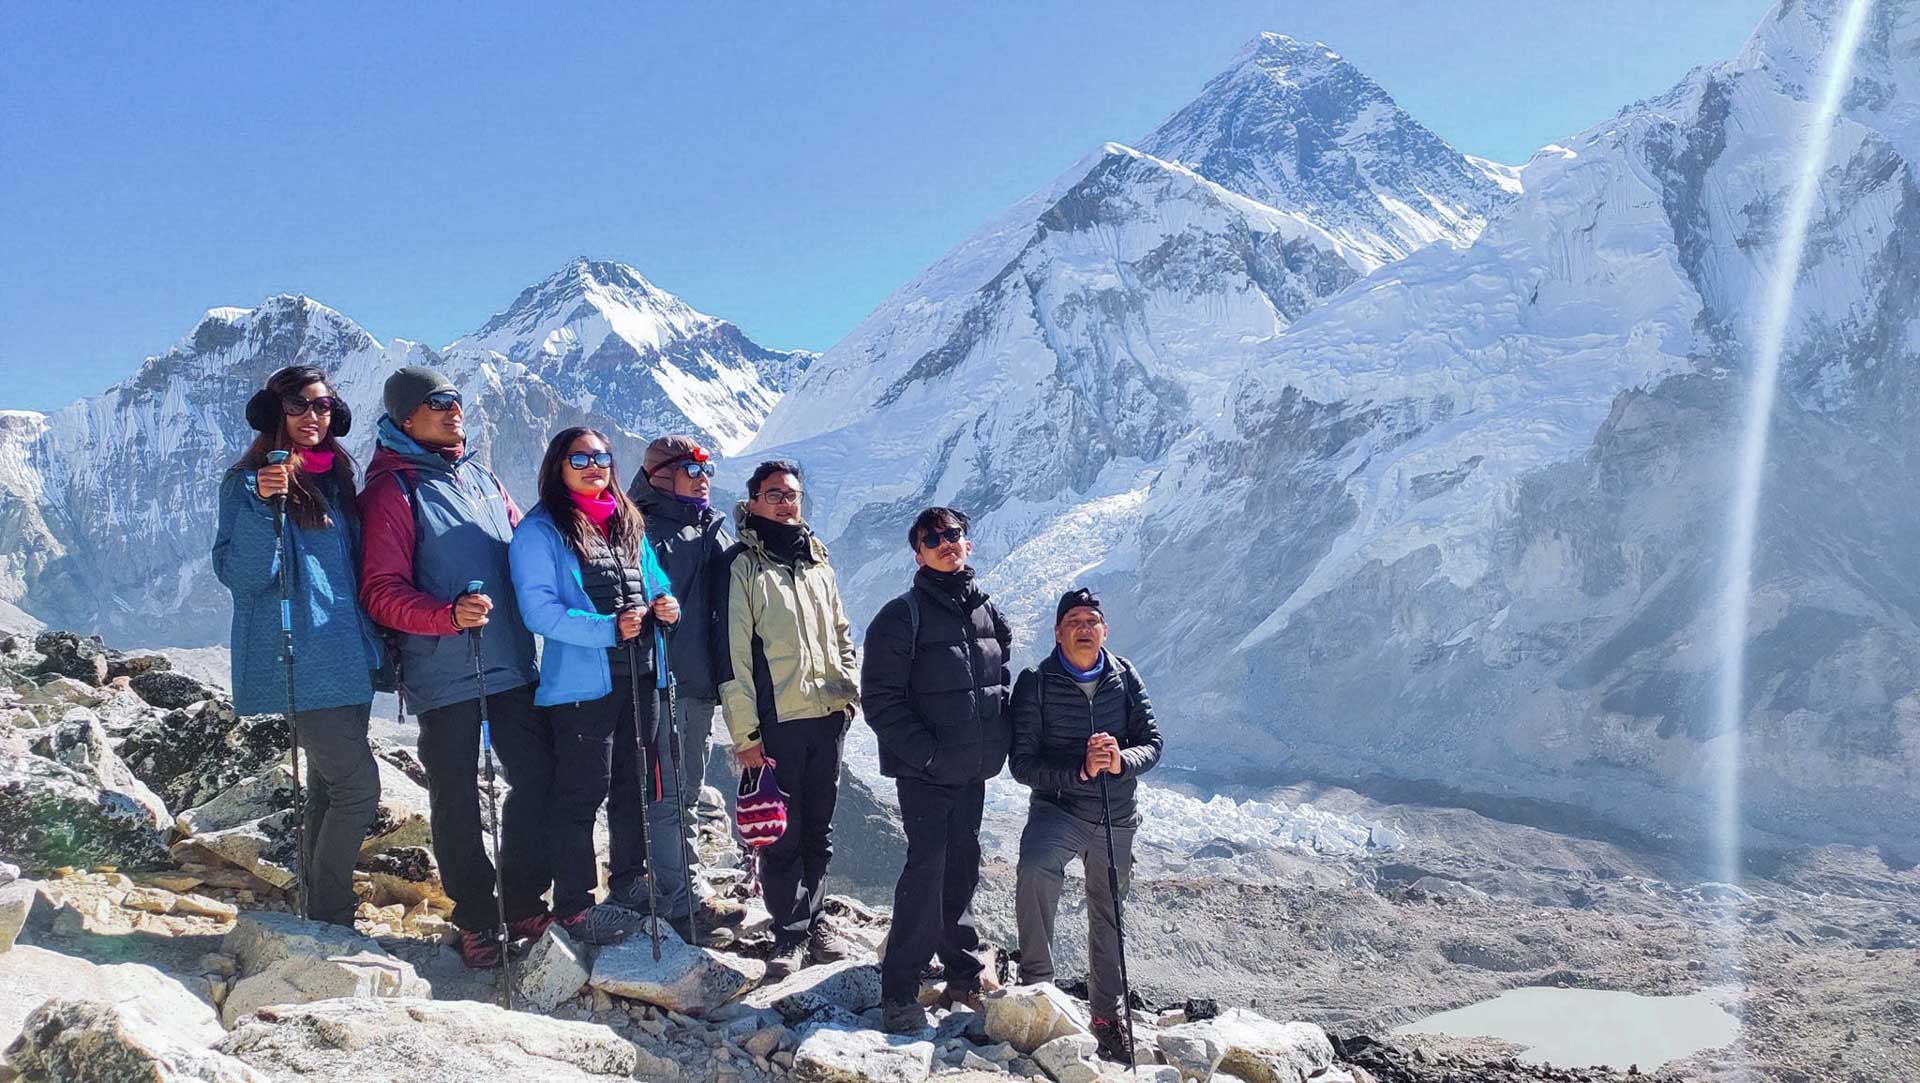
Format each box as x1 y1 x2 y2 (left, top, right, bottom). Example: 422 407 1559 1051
537 427 646 566
231 366 356 530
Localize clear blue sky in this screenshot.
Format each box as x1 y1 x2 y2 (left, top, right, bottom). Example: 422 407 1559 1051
0 0 1773 411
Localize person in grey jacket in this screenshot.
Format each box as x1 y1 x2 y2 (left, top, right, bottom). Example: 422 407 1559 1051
1008 587 1162 1064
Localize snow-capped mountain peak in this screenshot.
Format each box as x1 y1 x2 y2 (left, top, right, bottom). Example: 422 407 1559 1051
453 257 714 360
1138 31 1519 262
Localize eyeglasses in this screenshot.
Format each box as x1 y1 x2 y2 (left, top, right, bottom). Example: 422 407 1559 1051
1061 617 1105 631
567 451 614 470
756 488 802 506
424 390 462 412
660 458 716 479
283 395 340 417
919 527 965 549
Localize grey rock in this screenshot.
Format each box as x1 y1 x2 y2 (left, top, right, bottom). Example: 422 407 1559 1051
0 753 172 874
220 911 432 1027
177 765 295 837
588 922 764 1016
982 983 1091 1054
0 862 18 886
118 702 288 812
0 880 52 953
1032 1033 1102 1083
743 958 882 1023
791 1022 934 1082
1190 1008 1333 1083
174 812 296 890
516 924 591 1014
129 670 215 709
216 997 639 1079
29 712 173 831
1153 1021 1229 1081
0 945 225 1053
3 998 264 1082
32 632 107 687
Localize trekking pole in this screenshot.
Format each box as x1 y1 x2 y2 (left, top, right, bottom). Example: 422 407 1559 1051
628 635 662 958
463 579 514 1010
623 575 662 960
659 637 699 950
1097 768 1138 1073
265 450 307 921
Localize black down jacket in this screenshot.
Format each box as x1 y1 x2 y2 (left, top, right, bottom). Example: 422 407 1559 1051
1008 649 1163 827
629 482 733 700
861 568 1013 785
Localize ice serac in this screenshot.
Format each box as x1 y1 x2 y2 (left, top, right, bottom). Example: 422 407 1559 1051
0 260 806 646
448 257 815 456
1136 0 1920 853
749 32 1510 635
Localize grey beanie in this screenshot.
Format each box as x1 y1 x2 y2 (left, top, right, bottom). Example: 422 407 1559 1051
383 365 457 422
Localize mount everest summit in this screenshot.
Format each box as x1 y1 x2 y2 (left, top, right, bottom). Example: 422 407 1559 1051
4 0 1916 855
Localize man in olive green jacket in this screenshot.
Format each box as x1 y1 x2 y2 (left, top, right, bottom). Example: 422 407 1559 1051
718 459 860 974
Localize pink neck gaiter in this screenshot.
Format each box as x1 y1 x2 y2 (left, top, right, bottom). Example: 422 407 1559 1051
300 449 336 474
569 488 618 534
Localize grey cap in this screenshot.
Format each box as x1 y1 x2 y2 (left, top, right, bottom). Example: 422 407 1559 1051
383 365 458 422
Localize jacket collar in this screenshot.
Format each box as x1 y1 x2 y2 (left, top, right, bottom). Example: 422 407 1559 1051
373 415 472 476
734 500 828 567
1039 648 1118 687
632 482 711 530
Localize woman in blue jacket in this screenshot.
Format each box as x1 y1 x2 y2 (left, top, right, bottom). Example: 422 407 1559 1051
510 427 683 945
212 365 385 928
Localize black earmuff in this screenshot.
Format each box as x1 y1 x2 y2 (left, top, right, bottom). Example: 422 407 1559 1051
245 389 280 434
244 388 353 438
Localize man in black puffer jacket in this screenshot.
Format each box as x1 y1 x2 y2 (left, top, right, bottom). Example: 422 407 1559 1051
862 506 1012 1032
1009 587 1162 1064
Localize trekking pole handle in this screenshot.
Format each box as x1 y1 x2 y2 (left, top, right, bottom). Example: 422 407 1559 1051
462 581 489 746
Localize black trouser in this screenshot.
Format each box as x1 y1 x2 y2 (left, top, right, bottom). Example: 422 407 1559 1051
760 711 846 947
293 702 380 928
881 776 987 1003
416 684 552 930
545 667 661 918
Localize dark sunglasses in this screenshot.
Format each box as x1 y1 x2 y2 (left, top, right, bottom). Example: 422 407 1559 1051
674 459 716 479
920 526 965 549
566 451 614 470
282 395 340 417
424 390 462 411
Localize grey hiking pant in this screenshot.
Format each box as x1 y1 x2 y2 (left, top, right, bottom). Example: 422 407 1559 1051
293 702 380 928
668 693 723 902
1015 796 1135 1016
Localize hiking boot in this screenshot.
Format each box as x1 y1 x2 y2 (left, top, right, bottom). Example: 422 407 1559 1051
806 922 854 965
559 904 646 946
604 878 658 916
459 928 503 969
938 971 1002 1012
766 940 807 981
1091 1014 1135 1065
881 999 930 1035
508 912 554 944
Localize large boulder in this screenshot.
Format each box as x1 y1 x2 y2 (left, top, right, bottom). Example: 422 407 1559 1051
515 924 591 1014
360 756 431 856
0 755 172 874
791 1022 934 1083
3 998 263 1082
216 998 639 1080
174 812 296 889
127 670 214 710
104 649 172 683
0 879 54 953
32 632 107 687
1153 1020 1229 1081
1188 1009 1334 1083
744 959 883 1023
176 765 294 837
0 945 224 1051
588 923 765 1016
119 702 288 811
983 982 1091 1054
220 911 431 1027
29 711 173 830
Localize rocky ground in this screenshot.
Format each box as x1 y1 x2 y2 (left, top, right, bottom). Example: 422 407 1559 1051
1 626 1914 1082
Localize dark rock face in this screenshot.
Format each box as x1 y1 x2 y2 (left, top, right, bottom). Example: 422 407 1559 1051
0 756 172 873
118 703 289 812
32 632 108 687
128 670 215 710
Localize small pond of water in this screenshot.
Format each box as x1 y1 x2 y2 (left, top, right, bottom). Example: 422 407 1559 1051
1392 986 1740 1069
